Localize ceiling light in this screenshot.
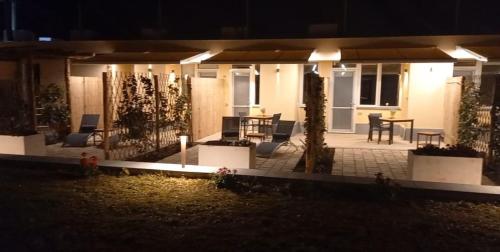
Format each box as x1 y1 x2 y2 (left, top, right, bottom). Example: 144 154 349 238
451 46 487 62
180 50 222 64
308 49 341 62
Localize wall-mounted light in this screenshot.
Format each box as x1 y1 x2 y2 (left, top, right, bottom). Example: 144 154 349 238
254 69 259 75
180 135 188 168
312 64 318 74
276 64 280 73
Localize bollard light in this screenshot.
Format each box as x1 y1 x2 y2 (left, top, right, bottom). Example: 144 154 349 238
180 135 188 168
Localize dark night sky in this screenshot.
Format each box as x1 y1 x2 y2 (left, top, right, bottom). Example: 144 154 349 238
2 0 500 40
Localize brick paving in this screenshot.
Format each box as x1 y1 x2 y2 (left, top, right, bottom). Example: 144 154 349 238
158 144 408 179
332 148 408 180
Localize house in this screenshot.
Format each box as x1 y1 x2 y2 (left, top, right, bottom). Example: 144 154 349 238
0 34 499 161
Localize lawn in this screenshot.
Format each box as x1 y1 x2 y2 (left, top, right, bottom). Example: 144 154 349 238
1 166 500 251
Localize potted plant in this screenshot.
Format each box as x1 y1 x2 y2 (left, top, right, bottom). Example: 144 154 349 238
0 96 46 156
38 83 70 144
198 139 256 169
408 145 482 185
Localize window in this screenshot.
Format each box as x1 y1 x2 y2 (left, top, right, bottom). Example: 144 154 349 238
359 63 401 107
360 65 377 105
300 64 317 105
380 64 400 106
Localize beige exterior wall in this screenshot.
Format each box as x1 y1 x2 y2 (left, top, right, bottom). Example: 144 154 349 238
406 63 454 129
216 64 232 116
258 64 301 120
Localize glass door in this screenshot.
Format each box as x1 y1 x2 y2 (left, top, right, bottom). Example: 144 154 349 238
232 71 251 116
331 70 356 132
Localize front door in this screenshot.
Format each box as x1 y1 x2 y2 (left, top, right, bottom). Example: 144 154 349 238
331 70 356 132
232 71 251 116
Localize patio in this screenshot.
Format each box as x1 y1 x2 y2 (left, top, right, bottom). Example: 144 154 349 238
158 132 414 180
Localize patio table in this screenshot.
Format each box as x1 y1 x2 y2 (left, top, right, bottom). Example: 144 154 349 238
379 118 414 144
244 115 273 137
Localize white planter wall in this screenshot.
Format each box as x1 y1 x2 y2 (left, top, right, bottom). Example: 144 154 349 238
0 134 46 156
408 151 482 185
198 144 256 169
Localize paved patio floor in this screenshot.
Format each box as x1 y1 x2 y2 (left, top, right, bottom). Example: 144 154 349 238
158 144 409 180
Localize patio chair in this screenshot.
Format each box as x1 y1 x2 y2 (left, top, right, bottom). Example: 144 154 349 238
221 116 240 141
238 112 251 137
263 113 281 135
62 114 100 147
367 113 391 144
256 120 296 158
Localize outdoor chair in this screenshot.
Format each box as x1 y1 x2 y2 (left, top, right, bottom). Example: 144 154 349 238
221 116 240 141
62 114 100 147
238 112 251 137
367 113 391 144
256 120 296 158
263 113 281 136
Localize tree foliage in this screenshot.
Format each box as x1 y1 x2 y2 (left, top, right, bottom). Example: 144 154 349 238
458 80 480 147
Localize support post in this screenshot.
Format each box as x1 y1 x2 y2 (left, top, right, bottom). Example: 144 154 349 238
102 72 110 160
64 57 72 128
186 76 194 141
304 73 326 174
153 75 161 152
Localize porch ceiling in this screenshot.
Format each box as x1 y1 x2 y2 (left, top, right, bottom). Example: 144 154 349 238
462 46 500 61
72 51 202 64
340 47 456 63
202 49 314 64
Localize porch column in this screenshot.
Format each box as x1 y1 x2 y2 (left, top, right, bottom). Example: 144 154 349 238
17 55 36 131
64 57 72 122
318 61 332 129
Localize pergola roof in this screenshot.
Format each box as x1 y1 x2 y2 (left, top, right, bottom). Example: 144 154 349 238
340 47 456 63
73 51 202 64
2 35 500 63
202 49 314 64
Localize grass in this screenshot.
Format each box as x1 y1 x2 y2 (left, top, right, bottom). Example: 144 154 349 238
1 165 500 251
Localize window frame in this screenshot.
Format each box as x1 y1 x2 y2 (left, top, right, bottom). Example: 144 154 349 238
357 63 401 108
230 66 260 116
298 63 318 107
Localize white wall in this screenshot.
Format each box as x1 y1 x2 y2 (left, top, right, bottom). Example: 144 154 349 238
407 63 454 129
258 64 301 120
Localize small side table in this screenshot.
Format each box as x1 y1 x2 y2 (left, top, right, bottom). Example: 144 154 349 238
416 131 442 148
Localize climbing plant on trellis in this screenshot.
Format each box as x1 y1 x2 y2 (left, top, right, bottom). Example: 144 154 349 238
104 72 191 160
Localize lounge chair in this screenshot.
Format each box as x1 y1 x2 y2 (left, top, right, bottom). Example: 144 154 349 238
256 120 296 158
62 114 100 147
221 116 240 141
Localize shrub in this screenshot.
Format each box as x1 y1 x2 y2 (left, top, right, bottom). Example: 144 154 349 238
413 144 480 158
80 152 99 177
211 167 237 189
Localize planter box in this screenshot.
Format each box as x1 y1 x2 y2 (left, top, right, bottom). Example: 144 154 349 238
0 134 46 156
408 150 482 185
198 144 256 169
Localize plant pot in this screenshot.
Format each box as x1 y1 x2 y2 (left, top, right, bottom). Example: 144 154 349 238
0 133 46 156
198 143 256 169
408 150 483 185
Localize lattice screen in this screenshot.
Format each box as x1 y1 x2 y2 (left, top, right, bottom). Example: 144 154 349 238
103 71 187 160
